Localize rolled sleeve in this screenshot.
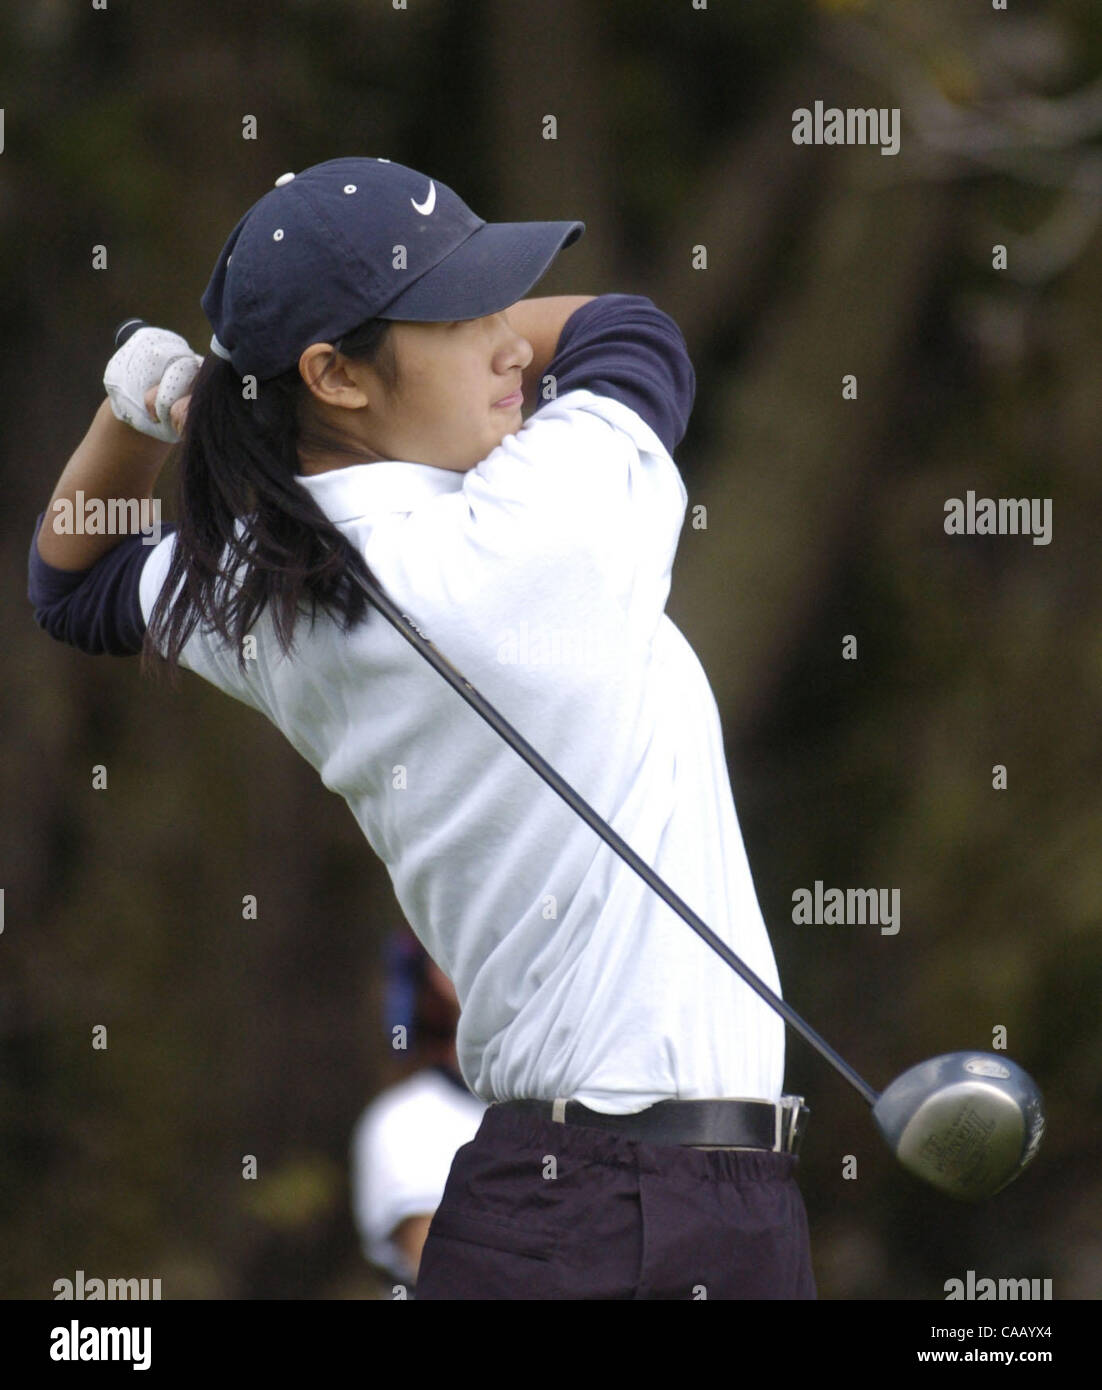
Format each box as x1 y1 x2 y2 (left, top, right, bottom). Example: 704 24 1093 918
450 325 691 645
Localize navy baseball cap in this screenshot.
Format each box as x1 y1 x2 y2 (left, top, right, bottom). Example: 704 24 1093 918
201 156 585 380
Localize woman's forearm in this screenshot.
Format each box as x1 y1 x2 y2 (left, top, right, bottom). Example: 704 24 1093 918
35 297 597 573
508 295 596 407
36 398 172 571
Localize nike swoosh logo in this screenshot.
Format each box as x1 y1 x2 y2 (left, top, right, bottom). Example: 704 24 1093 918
411 180 436 216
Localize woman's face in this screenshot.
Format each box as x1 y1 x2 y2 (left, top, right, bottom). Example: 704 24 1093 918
302 310 534 473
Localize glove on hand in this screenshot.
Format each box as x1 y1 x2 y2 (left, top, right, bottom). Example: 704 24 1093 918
104 326 202 443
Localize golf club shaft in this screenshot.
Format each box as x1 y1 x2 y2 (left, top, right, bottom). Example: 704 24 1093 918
350 564 881 1109
114 315 881 1110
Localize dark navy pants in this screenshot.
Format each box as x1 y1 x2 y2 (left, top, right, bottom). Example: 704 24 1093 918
415 1100 817 1300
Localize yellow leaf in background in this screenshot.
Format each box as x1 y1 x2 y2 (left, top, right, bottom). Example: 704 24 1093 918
930 50 980 105
241 1155 342 1230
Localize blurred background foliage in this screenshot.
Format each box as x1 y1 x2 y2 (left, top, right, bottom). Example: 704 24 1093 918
1 0 1100 1299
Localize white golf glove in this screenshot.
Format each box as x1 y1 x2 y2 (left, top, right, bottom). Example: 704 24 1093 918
104 326 202 443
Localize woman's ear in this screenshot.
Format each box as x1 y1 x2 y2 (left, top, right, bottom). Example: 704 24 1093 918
298 343 371 410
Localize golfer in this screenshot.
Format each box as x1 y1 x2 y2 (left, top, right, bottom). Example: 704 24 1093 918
29 156 816 1299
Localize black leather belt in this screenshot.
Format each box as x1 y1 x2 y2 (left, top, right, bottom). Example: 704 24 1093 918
497 1095 809 1154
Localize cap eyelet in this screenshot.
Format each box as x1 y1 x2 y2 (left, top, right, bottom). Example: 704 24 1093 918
343 184 357 194
273 229 284 241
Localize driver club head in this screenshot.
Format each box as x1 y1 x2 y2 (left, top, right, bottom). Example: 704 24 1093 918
872 1052 1045 1201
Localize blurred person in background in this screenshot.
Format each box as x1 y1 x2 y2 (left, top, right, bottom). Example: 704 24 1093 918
351 927 486 1292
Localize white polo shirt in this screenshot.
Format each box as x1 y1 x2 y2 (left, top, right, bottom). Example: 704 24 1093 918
138 357 785 1115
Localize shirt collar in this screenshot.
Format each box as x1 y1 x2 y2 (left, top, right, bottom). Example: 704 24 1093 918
295 459 464 523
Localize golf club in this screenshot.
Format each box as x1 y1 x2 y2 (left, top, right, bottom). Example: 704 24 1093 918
115 317 1046 1201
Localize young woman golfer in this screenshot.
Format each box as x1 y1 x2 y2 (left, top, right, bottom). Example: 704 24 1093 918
29 156 816 1300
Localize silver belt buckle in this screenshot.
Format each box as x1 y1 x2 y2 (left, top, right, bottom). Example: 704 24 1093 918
777 1094 806 1153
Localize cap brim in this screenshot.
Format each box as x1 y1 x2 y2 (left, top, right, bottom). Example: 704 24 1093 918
376 219 585 322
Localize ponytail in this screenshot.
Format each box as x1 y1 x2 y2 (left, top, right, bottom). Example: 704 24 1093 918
142 318 398 678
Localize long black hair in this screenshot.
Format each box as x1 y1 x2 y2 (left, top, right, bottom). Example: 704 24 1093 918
142 317 399 678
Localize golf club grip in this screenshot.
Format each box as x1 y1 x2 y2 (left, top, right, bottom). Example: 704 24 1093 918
114 318 148 348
